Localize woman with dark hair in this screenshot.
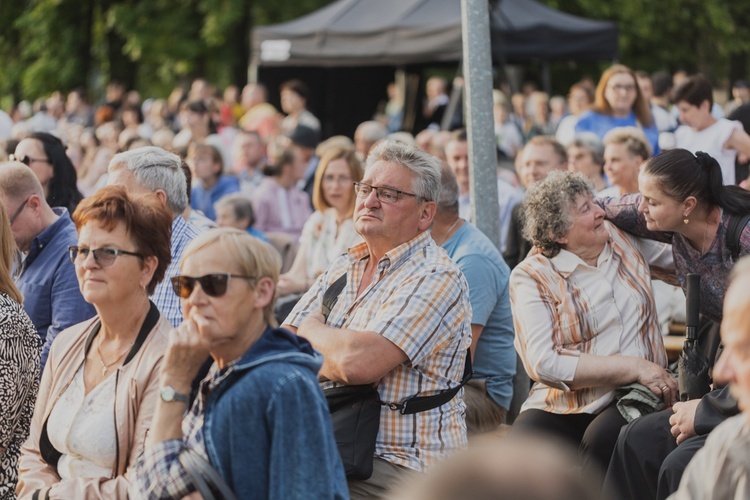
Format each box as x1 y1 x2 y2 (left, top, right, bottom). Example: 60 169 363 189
252 148 312 239
576 65 660 155
12 132 83 212
599 148 750 322
17 186 173 498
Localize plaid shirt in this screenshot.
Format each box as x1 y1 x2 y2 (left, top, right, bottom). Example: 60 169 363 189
287 231 472 472
132 362 234 499
152 216 203 328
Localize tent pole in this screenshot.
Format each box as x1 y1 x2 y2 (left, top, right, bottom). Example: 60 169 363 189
461 0 501 250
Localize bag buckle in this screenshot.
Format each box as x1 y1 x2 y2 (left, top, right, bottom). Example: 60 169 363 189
388 402 406 414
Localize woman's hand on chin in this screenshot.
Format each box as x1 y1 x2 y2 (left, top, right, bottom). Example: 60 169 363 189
161 317 212 389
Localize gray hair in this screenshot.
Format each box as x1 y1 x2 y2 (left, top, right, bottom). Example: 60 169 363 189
365 140 441 202
437 162 459 213
355 121 388 143
569 132 605 166
214 193 255 227
521 171 595 258
108 146 188 213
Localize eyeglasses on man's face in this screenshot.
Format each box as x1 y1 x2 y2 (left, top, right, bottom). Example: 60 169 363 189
353 181 423 204
68 246 144 267
171 273 257 299
8 154 51 167
9 197 30 225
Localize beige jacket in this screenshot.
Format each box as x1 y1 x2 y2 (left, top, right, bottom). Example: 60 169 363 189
16 305 170 499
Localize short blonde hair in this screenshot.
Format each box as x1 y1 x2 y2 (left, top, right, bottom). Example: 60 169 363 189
181 228 282 326
603 126 652 160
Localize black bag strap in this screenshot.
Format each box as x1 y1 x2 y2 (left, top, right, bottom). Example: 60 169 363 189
388 350 473 415
727 214 750 262
321 273 348 321
321 274 473 415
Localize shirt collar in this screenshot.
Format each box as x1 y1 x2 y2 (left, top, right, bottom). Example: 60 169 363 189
30 207 70 255
549 237 613 278
347 231 433 272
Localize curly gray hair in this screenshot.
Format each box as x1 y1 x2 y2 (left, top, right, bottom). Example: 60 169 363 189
521 171 595 258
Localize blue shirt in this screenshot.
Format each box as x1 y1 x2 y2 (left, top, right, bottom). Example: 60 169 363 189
246 227 269 242
575 110 661 155
190 175 240 221
442 221 516 410
14 208 96 369
152 216 203 328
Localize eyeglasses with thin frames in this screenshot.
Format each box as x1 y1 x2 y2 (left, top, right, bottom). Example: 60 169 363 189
9 197 30 225
353 181 424 204
607 84 637 93
8 154 51 167
171 273 257 298
68 246 144 267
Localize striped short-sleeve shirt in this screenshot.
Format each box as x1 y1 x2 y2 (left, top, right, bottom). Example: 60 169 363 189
286 230 472 472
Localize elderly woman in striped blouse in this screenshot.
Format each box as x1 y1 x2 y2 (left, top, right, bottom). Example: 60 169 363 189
508 171 677 489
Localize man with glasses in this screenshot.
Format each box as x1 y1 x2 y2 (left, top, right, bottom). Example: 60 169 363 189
0 162 95 369
283 141 472 499
106 146 202 327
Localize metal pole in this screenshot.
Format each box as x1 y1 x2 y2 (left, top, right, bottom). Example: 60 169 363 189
461 0 501 249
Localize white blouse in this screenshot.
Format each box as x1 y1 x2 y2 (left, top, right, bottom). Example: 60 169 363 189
300 208 361 279
47 366 118 479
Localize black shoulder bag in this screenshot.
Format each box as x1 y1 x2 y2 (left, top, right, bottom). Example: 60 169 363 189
321 274 472 480
727 213 750 262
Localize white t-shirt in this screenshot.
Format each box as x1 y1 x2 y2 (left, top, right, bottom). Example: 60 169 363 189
674 118 743 185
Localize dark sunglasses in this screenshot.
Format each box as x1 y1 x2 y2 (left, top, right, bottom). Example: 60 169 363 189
68 246 143 267
8 154 50 167
170 273 256 298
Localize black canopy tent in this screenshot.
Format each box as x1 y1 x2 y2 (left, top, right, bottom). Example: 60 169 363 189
251 0 617 136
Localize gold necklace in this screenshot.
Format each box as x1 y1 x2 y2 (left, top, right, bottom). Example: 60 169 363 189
96 338 132 377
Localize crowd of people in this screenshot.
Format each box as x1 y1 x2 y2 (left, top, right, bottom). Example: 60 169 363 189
0 62 749 499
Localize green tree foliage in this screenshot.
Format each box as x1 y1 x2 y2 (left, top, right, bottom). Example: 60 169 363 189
2 0 332 104
3 0 749 104
542 0 750 82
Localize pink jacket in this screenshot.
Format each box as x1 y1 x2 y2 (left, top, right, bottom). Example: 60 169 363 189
17 305 170 499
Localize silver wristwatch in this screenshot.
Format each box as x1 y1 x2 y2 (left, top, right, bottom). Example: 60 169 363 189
160 386 189 404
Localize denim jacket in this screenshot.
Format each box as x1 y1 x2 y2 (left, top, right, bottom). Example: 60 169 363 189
204 327 348 499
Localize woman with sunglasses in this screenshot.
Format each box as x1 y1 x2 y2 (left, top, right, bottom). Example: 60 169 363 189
277 146 363 298
0 202 41 496
17 185 173 498
132 228 347 499
12 132 83 213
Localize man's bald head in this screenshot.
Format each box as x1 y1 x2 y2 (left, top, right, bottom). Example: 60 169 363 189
0 161 46 204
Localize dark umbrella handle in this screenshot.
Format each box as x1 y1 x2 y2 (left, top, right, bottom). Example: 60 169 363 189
685 274 700 341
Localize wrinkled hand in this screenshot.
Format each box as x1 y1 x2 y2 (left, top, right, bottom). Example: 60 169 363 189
161 316 212 388
637 360 679 406
669 399 700 445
